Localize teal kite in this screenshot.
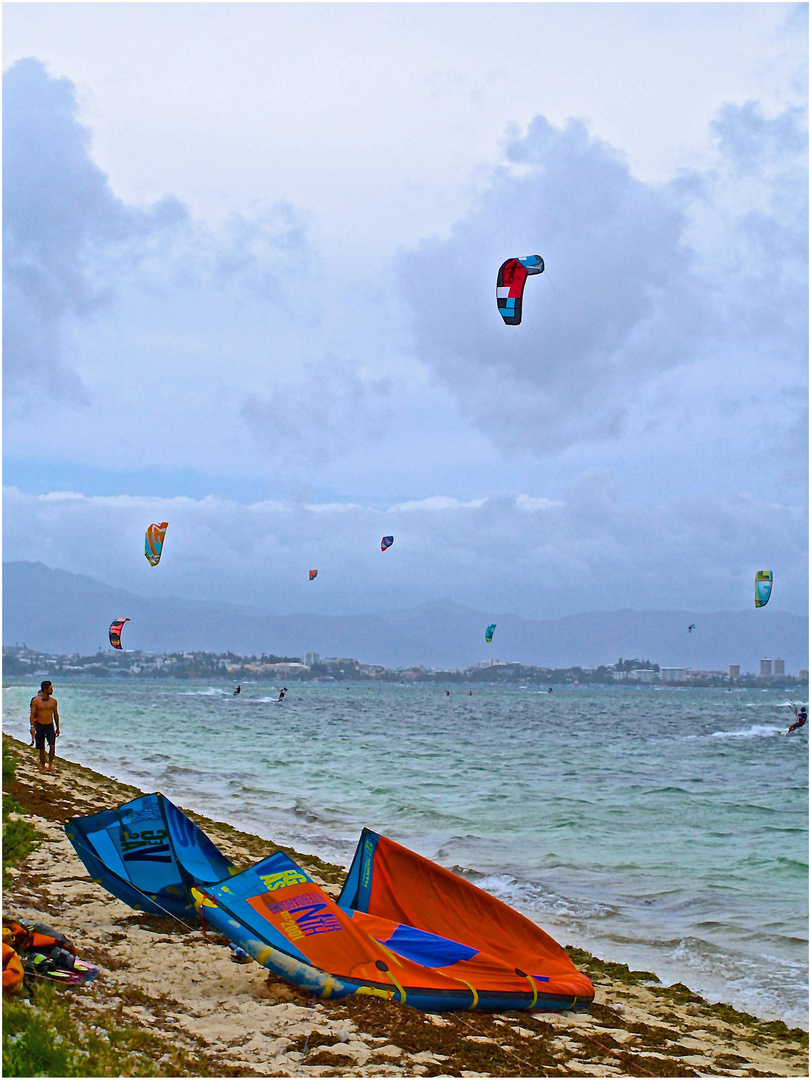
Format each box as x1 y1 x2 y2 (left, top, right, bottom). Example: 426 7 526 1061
755 570 773 608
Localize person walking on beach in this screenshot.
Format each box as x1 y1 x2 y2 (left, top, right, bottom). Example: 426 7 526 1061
30 680 60 774
786 705 807 735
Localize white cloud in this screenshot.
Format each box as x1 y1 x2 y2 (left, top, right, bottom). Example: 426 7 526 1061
385 496 487 513
2 58 315 414
515 495 564 513
3 58 188 402
397 104 807 461
4 486 806 618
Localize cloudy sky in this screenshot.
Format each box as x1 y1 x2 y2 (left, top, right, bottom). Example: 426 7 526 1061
3 2 808 620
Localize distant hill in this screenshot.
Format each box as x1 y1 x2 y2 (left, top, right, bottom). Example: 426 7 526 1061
3 561 808 672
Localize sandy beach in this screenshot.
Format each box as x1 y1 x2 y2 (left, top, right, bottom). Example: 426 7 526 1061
3 733 808 1078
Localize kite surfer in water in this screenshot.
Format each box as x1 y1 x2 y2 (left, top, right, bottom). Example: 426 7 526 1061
233 685 241 696
276 687 287 703
785 705 807 734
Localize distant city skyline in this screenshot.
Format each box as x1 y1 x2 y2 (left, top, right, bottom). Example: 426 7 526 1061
5 642 807 688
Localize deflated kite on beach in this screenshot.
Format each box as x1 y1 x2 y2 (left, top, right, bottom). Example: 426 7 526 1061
65 793 236 919
67 800 593 1013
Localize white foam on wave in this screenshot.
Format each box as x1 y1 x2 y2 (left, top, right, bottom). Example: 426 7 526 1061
177 688 230 697
471 871 614 922
709 724 783 739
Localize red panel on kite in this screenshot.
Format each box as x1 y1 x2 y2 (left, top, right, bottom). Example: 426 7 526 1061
496 255 544 325
108 618 130 650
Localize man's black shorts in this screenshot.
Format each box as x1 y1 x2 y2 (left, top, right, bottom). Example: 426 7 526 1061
34 723 56 749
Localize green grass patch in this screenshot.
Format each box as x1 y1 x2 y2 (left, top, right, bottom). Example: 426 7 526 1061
2 982 162 1077
2 740 41 889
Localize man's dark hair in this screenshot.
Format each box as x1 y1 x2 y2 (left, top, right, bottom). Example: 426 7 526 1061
40 680 52 691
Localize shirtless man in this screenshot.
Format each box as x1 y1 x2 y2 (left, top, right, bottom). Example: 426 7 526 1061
30 680 60 774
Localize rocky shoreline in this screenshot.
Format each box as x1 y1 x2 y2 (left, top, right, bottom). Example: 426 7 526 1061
3 734 808 1077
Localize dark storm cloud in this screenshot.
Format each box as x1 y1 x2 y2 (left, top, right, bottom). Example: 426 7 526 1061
397 106 807 454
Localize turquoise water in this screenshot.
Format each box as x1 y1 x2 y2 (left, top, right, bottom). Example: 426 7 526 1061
4 679 807 1026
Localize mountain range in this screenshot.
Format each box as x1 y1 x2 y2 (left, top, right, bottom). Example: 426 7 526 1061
3 561 808 673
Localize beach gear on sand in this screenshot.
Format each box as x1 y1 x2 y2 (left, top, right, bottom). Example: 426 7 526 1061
3 918 76 959
3 942 25 995
194 828 593 1013
3 918 98 990
229 943 252 964
67 798 593 1013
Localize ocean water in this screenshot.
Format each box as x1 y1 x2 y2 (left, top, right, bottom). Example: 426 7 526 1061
5 679 807 1027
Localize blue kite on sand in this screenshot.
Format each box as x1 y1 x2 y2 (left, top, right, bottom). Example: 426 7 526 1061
65 793 235 919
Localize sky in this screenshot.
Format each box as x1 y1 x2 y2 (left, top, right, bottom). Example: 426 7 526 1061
3 2 808 620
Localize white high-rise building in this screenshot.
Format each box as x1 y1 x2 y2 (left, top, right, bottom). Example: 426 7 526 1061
773 657 785 675
760 659 772 676
660 667 687 683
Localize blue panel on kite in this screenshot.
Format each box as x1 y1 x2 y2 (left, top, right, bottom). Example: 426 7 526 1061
496 255 544 325
378 924 479 968
65 793 235 918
